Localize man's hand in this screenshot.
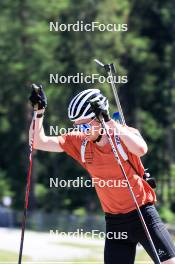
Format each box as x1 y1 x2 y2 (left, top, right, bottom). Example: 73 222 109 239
89 97 111 122
29 84 47 110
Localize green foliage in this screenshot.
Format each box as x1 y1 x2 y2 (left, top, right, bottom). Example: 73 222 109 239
159 206 175 224
35 183 49 208
0 170 13 201
73 207 87 217
0 0 175 215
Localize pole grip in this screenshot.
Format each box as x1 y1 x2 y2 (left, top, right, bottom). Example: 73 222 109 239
33 104 38 112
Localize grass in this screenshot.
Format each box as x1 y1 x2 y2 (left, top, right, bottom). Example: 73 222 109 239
51 240 153 263
0 250 31 262
69 252 153 264
68 251 153 264
0 239 154 264
0 248 153 264
136 249 153 263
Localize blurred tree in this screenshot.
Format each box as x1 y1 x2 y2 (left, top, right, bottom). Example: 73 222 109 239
0 0 174 217
121 0 175 206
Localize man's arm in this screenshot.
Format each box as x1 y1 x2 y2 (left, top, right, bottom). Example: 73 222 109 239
88 97 147 157
29 109 64 153
29 84 65 153
108 120 148 157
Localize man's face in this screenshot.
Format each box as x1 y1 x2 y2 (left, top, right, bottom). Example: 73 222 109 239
74 118 102 141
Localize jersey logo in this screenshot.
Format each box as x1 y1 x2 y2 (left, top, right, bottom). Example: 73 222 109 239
158 249 166 257
114 133 128 161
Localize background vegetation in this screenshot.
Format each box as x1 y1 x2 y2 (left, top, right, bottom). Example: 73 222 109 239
0 0 175 222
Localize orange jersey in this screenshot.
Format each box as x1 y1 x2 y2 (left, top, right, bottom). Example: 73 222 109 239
60 130 156 214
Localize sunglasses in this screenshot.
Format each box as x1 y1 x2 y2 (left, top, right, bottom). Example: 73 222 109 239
73 118 96 132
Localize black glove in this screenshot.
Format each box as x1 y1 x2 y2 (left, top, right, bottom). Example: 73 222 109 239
29 84 47 110
90 97 111 122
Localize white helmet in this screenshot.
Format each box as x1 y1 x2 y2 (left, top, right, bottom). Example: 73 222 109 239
68 89 107 122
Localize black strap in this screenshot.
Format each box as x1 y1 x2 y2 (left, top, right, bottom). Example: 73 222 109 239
127 158 156 189
93 134 102 143
127 159 141 176
36 113 44 118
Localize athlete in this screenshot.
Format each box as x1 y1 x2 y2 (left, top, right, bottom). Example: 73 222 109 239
29 86 175 264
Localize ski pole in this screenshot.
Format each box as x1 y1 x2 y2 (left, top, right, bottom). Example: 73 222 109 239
94 59 157 188
18 84 39 264
99 116 161 264
94 59 126 125
94 59 160 262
